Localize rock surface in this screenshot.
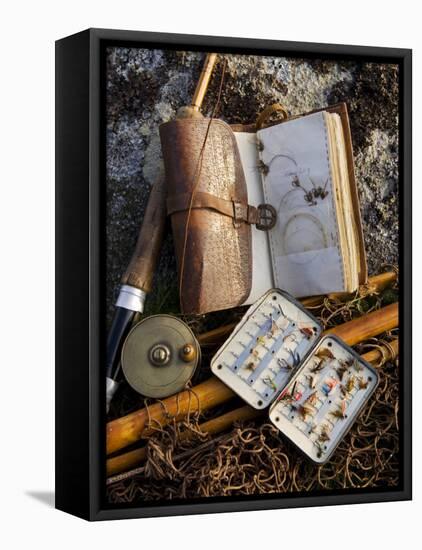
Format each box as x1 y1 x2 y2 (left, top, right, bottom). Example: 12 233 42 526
106 47 399 323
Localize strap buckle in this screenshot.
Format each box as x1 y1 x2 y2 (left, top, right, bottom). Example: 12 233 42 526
256 203 277 231
232 200 277 230
232 200 245 229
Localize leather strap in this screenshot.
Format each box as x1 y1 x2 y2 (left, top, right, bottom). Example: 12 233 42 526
167 191 260 226
255 103 289 130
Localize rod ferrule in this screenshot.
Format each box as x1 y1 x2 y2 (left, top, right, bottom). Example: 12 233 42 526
115 285 146 313
106 377 120 413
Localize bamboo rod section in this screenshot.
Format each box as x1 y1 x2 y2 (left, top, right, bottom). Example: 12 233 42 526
191 53 218 111
303 270 397 307
107 301 398 456
107 338 399 478
107 377 233 455
107 446 147 477
361 338 398 365
198 271 397 346
107 405 261 476
326 302 398 345
197 322 236 346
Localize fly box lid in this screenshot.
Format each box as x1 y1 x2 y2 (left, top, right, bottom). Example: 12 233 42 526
211 289 379 464
211 289 323 409
269 334 379 464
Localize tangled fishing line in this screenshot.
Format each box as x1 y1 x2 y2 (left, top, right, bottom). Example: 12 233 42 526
107 272 399 504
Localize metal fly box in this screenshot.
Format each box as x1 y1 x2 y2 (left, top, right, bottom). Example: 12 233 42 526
211 289 379 463
211 290 322 409
268 334 379 463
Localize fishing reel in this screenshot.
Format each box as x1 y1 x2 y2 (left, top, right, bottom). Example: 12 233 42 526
121 314 201 399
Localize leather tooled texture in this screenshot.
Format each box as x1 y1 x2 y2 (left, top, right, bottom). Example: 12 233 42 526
159 118 252 315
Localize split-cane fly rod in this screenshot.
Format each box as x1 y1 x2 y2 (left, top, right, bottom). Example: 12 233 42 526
106 53 218 411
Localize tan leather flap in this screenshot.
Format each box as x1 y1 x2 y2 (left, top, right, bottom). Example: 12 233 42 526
159 117 252 315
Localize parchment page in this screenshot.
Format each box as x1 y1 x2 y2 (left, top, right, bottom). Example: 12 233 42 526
234 132 274 304
257 112 345 297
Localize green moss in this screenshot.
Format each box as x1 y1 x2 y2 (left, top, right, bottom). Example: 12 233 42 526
144 279 180 316
381 287 399 305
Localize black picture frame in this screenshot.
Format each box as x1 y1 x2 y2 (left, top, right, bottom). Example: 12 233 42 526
55 28 412 521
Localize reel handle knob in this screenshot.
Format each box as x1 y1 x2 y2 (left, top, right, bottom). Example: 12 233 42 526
180 343 197 363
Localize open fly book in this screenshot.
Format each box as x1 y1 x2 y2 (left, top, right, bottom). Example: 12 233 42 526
236 105 366 303
160 103 367 314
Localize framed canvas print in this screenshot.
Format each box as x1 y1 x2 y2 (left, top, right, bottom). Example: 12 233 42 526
55 28 412 520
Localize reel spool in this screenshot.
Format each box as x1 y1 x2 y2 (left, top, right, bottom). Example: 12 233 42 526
121 314 200 398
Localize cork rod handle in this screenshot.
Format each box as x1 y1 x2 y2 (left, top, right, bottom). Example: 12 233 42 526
120 53 218 294
121 169 166 293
